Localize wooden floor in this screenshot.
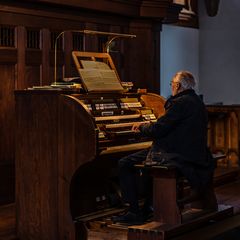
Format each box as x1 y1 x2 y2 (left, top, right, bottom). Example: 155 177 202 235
0 204 16 240
1 180 240 240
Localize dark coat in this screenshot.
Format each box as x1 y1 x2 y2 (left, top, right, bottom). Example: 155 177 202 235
139 89 214 189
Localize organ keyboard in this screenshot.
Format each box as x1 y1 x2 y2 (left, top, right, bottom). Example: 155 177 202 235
67 92 161 153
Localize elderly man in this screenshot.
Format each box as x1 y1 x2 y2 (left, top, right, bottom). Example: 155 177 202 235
113 70 216 224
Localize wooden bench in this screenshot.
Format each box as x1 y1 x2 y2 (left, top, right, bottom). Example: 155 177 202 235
134 153 227 225
130 154 234 240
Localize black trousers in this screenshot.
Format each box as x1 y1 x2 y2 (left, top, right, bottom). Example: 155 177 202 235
118 149 152 213
118 147 215 213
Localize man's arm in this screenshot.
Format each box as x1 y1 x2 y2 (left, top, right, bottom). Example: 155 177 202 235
137 100 186 139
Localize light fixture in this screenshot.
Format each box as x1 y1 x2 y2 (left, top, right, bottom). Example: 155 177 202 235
54 30 136 84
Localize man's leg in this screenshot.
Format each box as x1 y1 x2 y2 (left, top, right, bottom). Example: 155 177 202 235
118 149 149 213
113 149 149 224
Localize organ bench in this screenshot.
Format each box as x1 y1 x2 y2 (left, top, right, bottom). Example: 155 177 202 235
129 154 233 240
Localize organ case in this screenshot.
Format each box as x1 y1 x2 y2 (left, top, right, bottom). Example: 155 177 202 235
15 89 165 240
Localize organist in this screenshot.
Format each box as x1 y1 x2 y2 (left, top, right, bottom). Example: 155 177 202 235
113 70 216 225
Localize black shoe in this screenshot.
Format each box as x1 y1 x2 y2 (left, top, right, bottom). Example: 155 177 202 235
112 211 143 225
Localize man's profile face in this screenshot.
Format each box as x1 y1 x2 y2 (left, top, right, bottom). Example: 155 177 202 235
171 76 180 96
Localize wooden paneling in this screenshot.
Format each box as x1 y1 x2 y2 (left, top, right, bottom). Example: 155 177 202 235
0 65 15 204
17 0 181 19
0 65 15 163
125 20 161 93
207 105 240 168
16 26 26 90
64 31 73 78
25 50 42 66
0 49 17 64
0 163 15 205
0 204 16 240
41 29 51 85
25 66 41 88
15 91 97 240
15 92 59 240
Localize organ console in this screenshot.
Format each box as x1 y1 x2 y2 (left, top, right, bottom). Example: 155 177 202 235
15 51 166 240
15 91 166 240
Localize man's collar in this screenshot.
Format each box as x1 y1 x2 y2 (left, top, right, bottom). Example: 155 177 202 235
172 89 195 99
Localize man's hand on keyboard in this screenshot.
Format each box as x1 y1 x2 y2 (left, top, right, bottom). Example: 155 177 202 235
131 122 143 132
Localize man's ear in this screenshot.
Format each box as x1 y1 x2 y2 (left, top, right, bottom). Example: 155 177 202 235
176 82 181 90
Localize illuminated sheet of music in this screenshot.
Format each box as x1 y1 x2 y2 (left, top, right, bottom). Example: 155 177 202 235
79 68 123 92
81 60 110 70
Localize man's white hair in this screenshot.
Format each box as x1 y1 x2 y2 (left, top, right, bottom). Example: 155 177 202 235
174 71 196 90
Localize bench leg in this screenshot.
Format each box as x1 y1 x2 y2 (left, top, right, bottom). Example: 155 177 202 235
191 183 218 210
152 169 182 225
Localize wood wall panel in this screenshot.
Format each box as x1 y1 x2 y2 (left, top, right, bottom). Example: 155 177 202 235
0 65 15 163
25 66 41 88
41 29 51 85
15 93 59 240
16 26 26 90
64 32 73 78
207 106 240 168
83 22 98 52
125 20 161 93
0 49 17 64
0 5 129 28
25 50 42 66
0 64 15 204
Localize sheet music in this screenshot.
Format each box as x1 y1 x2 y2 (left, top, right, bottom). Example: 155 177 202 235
79 69 123 92
81 60 111 70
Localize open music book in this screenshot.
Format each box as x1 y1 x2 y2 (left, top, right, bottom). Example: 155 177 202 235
72 52 124 92
80 60 111 70
79 60 123 92
79 69 123 92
